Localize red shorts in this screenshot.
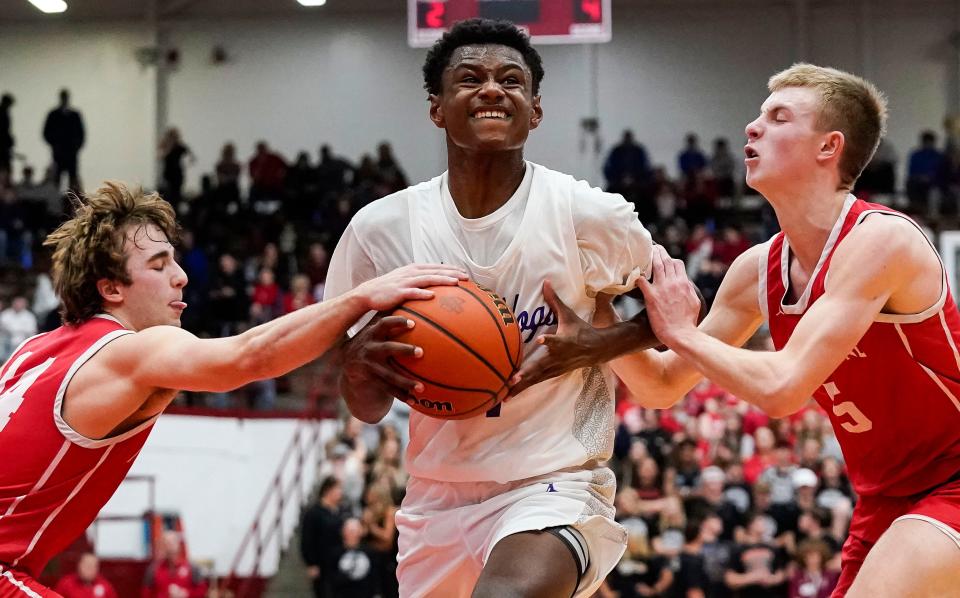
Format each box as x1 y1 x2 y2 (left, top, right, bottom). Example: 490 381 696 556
0 566 59 598
833 476 960 597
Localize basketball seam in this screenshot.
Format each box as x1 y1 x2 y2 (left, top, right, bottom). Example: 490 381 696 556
397 306 509 384
457 285 522 370
388 357 501 417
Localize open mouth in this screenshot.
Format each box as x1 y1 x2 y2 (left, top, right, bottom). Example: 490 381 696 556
471 109 510 120
744 145 759 161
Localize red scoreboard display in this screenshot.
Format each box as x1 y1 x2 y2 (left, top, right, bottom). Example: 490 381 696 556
408 0 612 47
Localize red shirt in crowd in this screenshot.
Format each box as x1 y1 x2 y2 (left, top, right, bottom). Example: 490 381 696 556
141 558 208 598
54 573 118 598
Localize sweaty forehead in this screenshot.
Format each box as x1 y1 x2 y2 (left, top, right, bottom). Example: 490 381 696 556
448 44 528 70
762 86 820 113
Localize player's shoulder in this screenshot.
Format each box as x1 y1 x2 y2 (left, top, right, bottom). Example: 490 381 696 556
840 209 928 265
349 175 441 233
531 162 625 205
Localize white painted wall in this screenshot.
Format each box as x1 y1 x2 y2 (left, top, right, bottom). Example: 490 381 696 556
95 416 336 577
0 2 953 192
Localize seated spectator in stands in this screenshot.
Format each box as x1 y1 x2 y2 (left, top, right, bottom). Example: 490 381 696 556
815 457 854 510
330 518 381 598
906 130 943 211
284 273 315 313
317 144 353 193
54 552 118 598
604 518 672 598
287 151 317 195
369 436 407 504
249 141 287 201
250 267 281 324
141 531 208 598
0 296 37 358
603 129 651 192
759 441 798 505
207 253 248 336
710 137 736 199
671 512 716 598
301 477 345 598
362 481 399 598
797 508 842 568
678 133 708 183
215 142 241 203
377 142 408 194
743 426 776 485
855 138 896 197
724 512 788 597
698 466 742 543
711 225 751 271
301 242 329 296
670 438 702 497
788 539 839 598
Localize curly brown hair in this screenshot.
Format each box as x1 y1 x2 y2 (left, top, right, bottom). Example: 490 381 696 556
43 181 179 326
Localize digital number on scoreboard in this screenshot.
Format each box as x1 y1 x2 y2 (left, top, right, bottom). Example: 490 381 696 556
408 0 612 47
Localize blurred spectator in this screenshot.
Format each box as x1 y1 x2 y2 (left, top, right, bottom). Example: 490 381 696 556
711 225 750 271
759 441 797 505
330 518 381 598
724 512 788 597
743 427 776 485
604 130 651 195
317 144 353 193
678 133 708 182
788 539 839 598
159 128 193 204
855 139 896 197
906 130 943 211
0 93 14 177
249 141 287 201
284 273 316 313
53 552 118 598
207 253 248 337
377 142 408 193
250 267 281 324
301 477 346 598
603 518 672 597
42 88 85 192
215 142 241 204
361 482 399 598
698 466 742 543
710 137 736 199
32 269 60 331
141 531 208 598
302 242 329 296
670 438 702 497
0 296 37 357
671 513 715 598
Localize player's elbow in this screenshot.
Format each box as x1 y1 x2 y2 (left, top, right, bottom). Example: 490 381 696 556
627 385 684 409
757 383 807 418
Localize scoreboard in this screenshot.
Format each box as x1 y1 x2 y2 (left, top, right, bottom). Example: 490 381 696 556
408 0 612 47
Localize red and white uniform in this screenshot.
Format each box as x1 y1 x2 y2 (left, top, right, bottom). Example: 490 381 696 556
0 315 157 597
760 195 960 595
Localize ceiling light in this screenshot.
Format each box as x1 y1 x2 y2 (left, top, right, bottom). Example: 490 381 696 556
297 0 326 6
27 0 67 13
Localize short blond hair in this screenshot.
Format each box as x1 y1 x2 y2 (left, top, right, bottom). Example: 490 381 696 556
44 182 179 325
769 63 888 189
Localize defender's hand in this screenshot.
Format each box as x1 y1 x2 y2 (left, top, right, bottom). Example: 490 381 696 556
352 264 468 312
507 280 606 396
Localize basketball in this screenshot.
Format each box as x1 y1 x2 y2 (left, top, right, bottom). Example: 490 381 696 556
387 280 523 419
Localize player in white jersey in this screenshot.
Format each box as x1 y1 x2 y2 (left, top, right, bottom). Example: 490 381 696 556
323 18 662 598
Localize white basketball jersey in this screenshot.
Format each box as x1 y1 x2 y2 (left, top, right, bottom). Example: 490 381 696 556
324 162 652 483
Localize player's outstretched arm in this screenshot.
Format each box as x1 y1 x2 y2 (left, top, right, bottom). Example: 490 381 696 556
74 264 466 419
644 216 929 417
607 244 765 408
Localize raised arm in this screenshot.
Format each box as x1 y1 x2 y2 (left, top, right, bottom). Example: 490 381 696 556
644 215 937 417
608 244 765 408
65 264 466 437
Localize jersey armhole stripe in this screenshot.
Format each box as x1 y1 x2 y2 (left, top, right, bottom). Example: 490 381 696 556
52 329 158 449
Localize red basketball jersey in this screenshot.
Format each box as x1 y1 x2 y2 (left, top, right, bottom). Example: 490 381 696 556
0 315 157 577
762 196 960 498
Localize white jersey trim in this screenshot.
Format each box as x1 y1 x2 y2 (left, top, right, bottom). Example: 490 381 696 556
0 567 42 598
53 328 159 449
779 194 856 315
12 446 114 569
1 440 71 520
757 238 774 324
847 210 949 324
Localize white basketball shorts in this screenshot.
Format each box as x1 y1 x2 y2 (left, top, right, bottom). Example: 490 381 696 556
395 465 627 597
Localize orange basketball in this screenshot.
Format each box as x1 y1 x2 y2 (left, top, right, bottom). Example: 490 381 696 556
387 280 522 419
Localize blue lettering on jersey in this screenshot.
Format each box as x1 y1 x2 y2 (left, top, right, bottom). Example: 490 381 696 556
510 294 557 343
546 483 558 493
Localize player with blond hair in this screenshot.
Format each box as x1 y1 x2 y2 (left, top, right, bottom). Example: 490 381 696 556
0 182 463 597
521 64 960 596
